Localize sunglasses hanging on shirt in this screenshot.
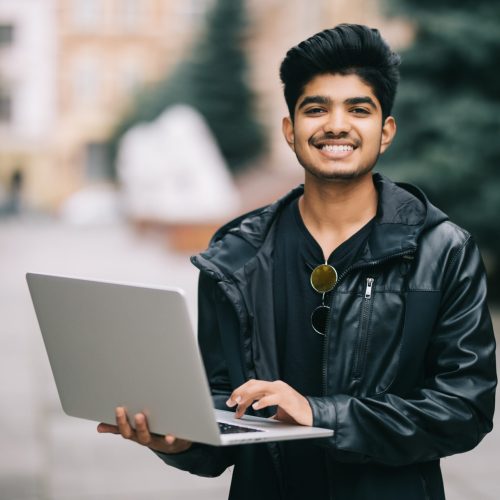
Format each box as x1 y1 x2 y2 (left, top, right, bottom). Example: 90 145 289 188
310 263 338 336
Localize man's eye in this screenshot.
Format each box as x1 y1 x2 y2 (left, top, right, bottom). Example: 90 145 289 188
305 107 325 115
351 107 370 115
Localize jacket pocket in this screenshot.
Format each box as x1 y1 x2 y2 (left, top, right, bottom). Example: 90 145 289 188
351 277 375 380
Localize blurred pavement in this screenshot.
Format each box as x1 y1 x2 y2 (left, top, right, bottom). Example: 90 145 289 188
0 215 498 500
0 216 231 500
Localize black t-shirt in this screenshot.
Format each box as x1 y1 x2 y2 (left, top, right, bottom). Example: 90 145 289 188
273 197 373 498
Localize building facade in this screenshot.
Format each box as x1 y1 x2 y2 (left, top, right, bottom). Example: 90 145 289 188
0 0 57 209
0 0 410 211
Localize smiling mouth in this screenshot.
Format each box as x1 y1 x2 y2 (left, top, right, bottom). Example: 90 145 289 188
312 141 359 159
319 144 354 153
311 136 359 153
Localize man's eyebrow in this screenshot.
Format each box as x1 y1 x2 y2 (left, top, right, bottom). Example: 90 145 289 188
345 96 377 109
297 95 378 110
297 95 332 110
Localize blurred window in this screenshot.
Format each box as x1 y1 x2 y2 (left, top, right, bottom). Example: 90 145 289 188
71 0 101 30
175 0 214 30
84 142 113 180
121 0 142 31
73 57 100 105
0 24 14 47
184 0 212 17
0 88 12 122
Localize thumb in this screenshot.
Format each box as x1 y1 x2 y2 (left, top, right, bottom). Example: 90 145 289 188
165 434 176 445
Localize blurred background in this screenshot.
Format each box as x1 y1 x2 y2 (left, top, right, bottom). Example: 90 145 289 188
0 0 498 499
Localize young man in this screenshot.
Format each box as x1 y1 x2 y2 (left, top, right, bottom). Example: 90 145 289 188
98 24 496 499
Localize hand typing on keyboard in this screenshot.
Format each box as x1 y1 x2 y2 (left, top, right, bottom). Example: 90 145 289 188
226 379 313 426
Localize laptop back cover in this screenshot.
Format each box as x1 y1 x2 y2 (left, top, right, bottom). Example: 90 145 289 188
26 273 222 445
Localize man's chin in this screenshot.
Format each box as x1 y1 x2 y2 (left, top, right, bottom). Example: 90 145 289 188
304 166 375 183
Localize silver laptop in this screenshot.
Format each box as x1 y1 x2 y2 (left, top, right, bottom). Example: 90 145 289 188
26 273 333 446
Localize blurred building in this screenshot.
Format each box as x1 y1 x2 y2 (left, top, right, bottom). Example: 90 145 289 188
0 0 410 212
0 0 57 210
53 0 219 207
0 0 215 210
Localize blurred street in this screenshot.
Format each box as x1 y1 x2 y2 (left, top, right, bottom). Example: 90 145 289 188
0 215 498 500
0 215 231 500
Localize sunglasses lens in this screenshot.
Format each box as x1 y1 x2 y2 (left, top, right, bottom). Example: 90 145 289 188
310 264 338 293
311 305 330 336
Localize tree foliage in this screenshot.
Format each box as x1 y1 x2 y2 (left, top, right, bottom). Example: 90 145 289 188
110 0 265 173
380 0 500 299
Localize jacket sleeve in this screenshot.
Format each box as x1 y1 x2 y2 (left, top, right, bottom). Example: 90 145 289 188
307 236 497 466
154 272 236 476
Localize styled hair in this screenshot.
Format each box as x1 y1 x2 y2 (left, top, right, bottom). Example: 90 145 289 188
279 24 401 120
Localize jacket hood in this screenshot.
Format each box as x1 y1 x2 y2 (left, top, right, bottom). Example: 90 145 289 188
192 173 449 278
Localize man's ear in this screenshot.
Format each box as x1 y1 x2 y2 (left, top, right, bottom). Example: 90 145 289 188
282 116 295 151
380 116 397 154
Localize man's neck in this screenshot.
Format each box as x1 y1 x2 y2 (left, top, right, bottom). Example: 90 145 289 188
298 172 378 259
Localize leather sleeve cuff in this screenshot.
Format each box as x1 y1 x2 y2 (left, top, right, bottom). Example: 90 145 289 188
153 443 228 477
306 395 337 432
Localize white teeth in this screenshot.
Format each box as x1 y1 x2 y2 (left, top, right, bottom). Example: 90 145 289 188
321 144 354 152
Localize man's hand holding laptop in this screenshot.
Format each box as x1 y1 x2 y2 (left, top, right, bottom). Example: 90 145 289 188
97 407 192 454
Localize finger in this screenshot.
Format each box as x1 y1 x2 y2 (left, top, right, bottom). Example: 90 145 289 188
226 394 241 408
226 379 263 407
97 422 120 434
235 402 249 418
235 392 265 418
251 394 279 411
165 434 176 445
115 407 134 439
227 380 274 408
134 413 152 445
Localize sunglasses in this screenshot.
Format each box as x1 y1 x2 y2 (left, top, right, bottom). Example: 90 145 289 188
310 263 338 335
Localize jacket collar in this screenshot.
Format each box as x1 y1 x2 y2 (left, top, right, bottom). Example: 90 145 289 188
192 173 448 278
365 173 448 262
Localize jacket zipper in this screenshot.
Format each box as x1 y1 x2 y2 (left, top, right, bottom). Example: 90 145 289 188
364 277 374 299
321 249 415 396
352 277 375 379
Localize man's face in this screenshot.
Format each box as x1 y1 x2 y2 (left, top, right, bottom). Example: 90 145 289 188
282 73 396 182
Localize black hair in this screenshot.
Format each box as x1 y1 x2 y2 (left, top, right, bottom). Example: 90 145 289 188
279 24 401 121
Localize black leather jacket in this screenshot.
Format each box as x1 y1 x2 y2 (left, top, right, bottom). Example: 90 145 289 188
157 174 496 500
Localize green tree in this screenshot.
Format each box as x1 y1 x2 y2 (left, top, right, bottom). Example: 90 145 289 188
381 0 500 299
110 0 265 173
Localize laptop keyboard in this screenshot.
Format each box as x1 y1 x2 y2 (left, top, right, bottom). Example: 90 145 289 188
218 422 264 434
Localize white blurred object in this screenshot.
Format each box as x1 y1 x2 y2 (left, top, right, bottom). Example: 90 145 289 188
117 104 240 223
60 186 123 226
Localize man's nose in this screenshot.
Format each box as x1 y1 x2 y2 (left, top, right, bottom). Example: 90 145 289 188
323 109 351 135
